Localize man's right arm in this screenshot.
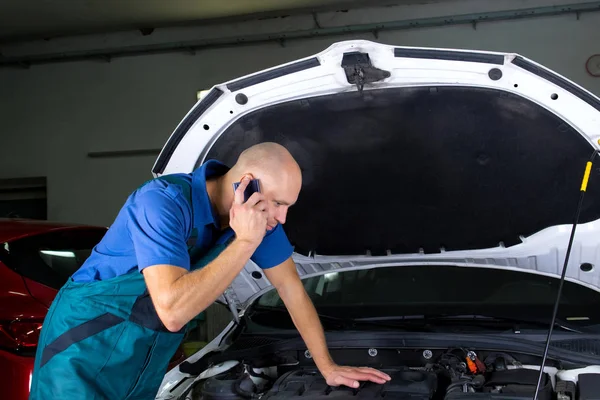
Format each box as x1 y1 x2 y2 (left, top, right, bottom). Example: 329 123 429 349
140 176 267 332
142 238 256 332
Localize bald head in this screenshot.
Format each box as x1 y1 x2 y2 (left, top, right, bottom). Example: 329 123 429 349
235 142 300 174
229 142 301 186
222 142 302 229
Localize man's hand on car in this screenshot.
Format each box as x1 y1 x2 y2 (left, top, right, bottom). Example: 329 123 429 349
321 363 391 388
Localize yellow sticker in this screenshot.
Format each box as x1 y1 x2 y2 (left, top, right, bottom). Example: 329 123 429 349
581 161 592 192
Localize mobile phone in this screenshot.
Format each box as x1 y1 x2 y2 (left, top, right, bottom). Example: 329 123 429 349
233 179 261 203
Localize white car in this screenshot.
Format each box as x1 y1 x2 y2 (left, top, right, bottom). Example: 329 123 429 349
153 40 600 400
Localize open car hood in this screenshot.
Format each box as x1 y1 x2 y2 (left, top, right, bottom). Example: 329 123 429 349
152 40 600 310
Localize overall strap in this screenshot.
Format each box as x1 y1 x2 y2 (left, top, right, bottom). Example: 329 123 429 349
155 174 198 250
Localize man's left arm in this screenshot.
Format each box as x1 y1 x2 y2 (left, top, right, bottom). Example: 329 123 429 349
263 257 391 389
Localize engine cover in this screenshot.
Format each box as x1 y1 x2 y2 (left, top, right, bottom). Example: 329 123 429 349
262 368 437 399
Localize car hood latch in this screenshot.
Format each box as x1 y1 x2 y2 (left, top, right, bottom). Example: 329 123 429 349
341 51 391 93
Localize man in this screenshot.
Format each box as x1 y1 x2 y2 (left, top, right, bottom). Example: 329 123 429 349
30 142 390 399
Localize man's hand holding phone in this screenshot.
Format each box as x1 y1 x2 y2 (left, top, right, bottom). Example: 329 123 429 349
230 177 267 247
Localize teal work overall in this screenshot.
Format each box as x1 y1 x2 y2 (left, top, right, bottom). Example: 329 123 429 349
29 176 227 399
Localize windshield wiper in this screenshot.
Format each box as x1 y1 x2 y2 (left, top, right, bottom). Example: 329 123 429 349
251 305 347 326
250 306 423 331
252 307 587 333
355 314 584 333
432 314 584 333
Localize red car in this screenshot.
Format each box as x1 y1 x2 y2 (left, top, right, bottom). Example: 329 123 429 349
0 218 186 400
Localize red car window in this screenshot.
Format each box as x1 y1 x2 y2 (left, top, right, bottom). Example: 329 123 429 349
0 228 107 290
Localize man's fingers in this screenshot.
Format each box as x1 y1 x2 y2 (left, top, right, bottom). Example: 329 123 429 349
334 375 359 388
356 367 391 381
338 368 389 384
234 178 250 205
344 371 386 384
325 366 392 389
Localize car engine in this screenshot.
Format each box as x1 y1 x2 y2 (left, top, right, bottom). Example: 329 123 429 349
201 368 437 399
189 347 597 400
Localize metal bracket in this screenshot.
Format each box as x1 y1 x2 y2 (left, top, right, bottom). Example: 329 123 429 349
223 288 240 324
341 51 391 93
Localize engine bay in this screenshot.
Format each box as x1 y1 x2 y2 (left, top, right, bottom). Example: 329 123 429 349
188 346 599 400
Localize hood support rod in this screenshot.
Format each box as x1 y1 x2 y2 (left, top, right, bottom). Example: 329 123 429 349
534 150 599 400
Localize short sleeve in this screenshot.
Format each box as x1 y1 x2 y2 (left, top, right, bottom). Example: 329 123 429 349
250 224 294 269
126 188 191 271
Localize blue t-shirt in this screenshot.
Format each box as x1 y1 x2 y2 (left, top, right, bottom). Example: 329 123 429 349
71 160 294 282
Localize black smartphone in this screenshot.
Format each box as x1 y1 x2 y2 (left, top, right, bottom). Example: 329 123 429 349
233 179 261 203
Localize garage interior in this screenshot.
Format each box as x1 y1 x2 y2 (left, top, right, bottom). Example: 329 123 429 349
2 0 600 398
2 0 599 226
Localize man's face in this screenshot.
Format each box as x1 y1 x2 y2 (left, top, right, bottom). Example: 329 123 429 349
252 168 301 231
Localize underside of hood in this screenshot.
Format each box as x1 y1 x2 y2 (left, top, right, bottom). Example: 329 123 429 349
203 85 600 256
152 40 600 307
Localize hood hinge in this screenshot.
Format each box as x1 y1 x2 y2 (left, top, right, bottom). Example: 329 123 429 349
341 51 391 93
223 287 241 324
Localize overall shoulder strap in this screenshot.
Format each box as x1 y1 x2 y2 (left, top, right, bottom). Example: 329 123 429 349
157 175 192 203
154 175 198 250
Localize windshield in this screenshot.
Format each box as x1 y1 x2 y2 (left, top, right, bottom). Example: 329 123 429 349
250 265 600 332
